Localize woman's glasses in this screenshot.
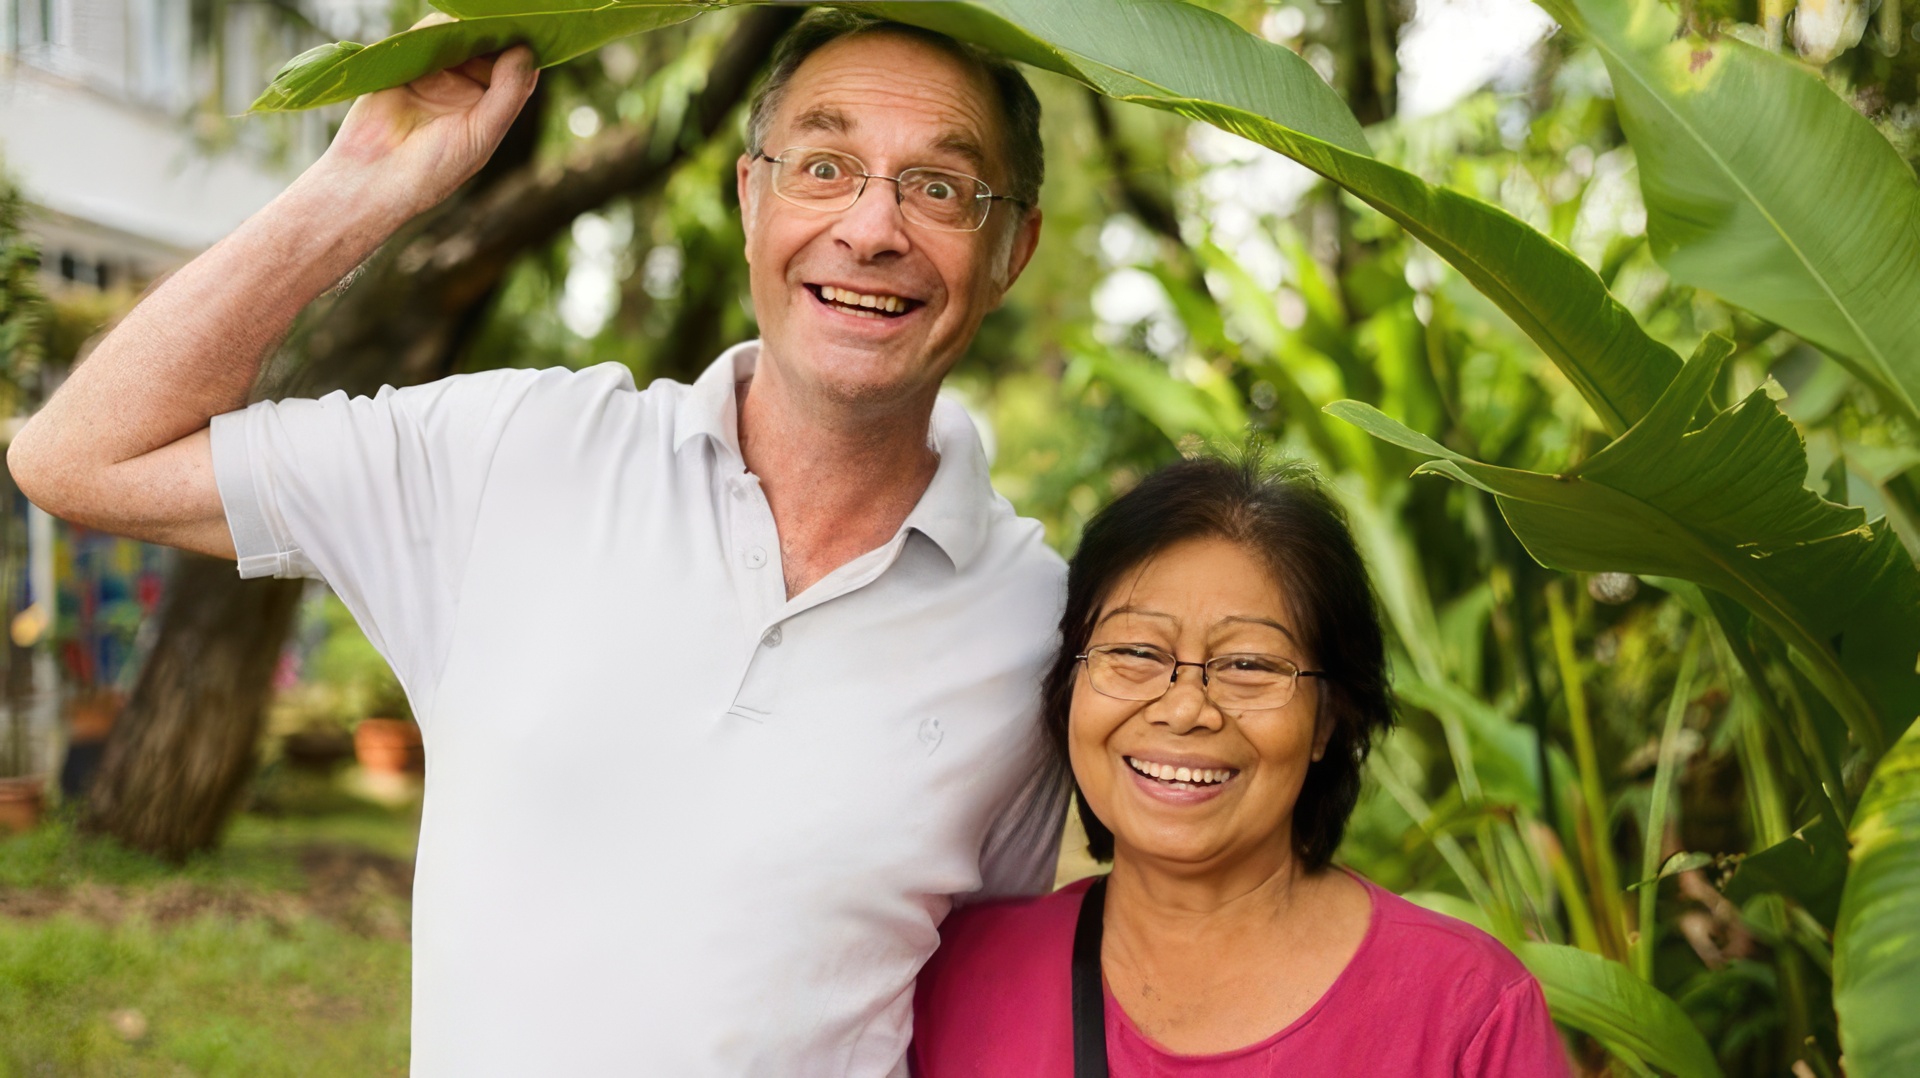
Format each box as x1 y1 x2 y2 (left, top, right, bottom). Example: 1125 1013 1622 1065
1077 643 1327 712
757 147 1025 233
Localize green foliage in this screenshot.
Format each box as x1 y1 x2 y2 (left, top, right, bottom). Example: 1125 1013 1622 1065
0 159 46 408
1519 941 1724 1077
1834 718 1920 1076
250 4 714 112
1331 339 1920 760
1544 0 1920 428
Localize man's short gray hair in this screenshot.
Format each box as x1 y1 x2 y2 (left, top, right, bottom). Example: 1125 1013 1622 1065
744 10 1045 207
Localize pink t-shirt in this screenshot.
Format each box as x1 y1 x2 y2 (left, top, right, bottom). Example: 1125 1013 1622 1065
912 874 1572 1076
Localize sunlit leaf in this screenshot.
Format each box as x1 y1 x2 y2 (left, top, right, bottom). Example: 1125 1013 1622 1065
1518 941 1724 1078
1329 336 1920 759
250 3 717 112
1835 718 1920 1076
1541 0 1920 426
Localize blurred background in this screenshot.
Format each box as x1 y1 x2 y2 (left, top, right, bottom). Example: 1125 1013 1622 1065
1 0 1915 1073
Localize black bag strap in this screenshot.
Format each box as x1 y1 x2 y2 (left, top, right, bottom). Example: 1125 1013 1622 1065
1071 874 1110 1078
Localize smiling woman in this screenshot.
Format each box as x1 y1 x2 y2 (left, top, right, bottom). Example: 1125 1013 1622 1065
911 451 1573 1076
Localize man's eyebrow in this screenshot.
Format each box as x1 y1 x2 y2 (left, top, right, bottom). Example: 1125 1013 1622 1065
790 105 853 137
931 132 989 175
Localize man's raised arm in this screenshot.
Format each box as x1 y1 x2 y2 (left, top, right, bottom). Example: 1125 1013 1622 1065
5 46 539 559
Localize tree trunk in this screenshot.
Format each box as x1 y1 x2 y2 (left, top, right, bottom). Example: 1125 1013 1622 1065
81 8 798 860
82 555 303 858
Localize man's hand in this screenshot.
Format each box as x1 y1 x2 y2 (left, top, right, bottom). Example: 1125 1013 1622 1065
319 38 541 222
6 41 540 559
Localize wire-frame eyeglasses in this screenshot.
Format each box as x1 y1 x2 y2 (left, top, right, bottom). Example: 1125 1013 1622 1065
1076 643 1328 712
756 146 1026 233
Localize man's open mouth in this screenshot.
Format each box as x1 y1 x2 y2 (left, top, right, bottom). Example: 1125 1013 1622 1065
1126 756 1238 790
806 283 922 319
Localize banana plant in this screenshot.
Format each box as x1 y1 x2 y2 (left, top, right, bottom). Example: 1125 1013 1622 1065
1537 0 1920 431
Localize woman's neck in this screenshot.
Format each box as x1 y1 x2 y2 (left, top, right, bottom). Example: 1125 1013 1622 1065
1096 843 1371 1055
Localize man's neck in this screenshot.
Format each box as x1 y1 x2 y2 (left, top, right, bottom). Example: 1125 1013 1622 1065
736 360 942 599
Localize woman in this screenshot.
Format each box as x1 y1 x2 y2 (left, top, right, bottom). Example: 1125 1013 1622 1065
912 453 1569 1075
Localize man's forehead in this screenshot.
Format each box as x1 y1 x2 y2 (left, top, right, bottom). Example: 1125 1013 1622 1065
772 33 1004 172
788 104 989 174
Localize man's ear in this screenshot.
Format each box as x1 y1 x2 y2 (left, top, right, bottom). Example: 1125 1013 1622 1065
736 153 757 255
990 206 1043 301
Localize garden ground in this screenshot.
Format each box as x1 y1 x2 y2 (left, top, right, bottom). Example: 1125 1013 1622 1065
0 767 419 1076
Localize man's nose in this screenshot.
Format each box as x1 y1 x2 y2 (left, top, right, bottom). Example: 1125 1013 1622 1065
829 178 913 261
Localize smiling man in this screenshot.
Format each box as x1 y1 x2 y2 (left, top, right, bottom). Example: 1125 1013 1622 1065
7 12 1065 1076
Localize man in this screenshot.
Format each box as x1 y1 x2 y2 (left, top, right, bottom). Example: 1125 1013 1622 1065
8 13 1064 1075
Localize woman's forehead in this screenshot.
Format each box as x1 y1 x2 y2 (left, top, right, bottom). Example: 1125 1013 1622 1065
1096 538 1298 630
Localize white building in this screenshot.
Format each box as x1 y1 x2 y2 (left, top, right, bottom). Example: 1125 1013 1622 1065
0 0 369 287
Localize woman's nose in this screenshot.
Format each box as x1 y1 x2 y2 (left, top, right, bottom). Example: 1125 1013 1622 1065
1149 666 1225 732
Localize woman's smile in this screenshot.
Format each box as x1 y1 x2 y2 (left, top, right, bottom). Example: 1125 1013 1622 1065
1121 753 1240 803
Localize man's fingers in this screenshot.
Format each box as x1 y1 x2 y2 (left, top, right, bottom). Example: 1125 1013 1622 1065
471 46 539 138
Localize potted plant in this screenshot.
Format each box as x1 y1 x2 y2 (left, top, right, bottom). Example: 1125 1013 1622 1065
352 674 422 778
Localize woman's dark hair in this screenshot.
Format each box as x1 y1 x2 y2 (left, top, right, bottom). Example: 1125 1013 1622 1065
1042 449 1394 871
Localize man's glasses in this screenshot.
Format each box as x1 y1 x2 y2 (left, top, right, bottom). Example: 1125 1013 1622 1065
1077 643 1327 712
756 147 1025 233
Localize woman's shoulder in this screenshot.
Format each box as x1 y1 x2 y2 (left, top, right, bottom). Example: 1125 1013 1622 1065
911 878 1092 1076
1355 878 1535 994
924 875 1091 987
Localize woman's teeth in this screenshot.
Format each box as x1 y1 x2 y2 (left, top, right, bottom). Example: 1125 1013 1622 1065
1126 756 1233 788
819 285 908 316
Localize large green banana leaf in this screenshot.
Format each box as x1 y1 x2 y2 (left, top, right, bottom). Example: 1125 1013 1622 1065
1329 337 1920 760
249 4 716 113
1835 719 1920 1076
251 0 1681 438
1540 0 1920 427
1517 941 1723 1078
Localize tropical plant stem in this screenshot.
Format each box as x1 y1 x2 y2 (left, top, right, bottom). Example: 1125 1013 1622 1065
1547 581 1631 961
1635 627 1701 981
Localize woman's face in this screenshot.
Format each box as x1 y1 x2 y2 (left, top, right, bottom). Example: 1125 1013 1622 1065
1069 535 1332 871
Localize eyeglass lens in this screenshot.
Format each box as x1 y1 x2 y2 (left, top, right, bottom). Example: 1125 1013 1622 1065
1086 645 1302 710
770 148 991 231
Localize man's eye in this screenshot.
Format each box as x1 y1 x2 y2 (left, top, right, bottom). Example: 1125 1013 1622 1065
807 161 841 181
923 180 955 201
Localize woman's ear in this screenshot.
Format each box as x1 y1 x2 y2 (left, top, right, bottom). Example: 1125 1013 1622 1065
1310 691 1335 763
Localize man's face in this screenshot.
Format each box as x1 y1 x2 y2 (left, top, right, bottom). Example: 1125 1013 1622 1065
736 33 1041 410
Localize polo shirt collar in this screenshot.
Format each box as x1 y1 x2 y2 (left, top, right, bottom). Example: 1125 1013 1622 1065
672 340 994 572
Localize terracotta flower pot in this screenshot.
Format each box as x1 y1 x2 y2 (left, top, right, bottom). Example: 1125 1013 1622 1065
354 718 424 776
0 775 47 835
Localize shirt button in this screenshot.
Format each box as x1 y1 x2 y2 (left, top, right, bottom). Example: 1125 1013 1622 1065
762 626 783 648
744 546 767 569
730 481 748 501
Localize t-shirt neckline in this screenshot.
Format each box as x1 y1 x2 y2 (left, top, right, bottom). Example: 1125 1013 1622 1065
1100 867 1385 1063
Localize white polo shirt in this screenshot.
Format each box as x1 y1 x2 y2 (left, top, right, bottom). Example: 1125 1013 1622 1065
209 341 1068 1076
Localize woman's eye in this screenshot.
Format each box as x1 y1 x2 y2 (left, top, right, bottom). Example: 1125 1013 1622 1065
1224 656 1285 674
1109 647 1164 662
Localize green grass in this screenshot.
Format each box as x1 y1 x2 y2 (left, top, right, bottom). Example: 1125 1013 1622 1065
0 767 419 1076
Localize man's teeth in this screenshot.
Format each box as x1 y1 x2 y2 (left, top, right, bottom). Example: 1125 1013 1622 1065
820 285 908 314
1126 756 1233 787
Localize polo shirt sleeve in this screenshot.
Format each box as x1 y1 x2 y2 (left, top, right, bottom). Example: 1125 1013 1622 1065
208 368 548 717
973 738 1070 899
